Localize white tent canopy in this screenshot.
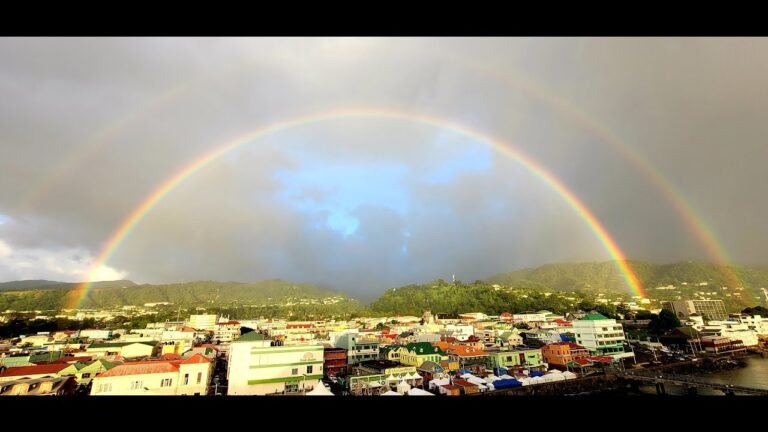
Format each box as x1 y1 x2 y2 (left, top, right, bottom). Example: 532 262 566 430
407 388 434 396
429 378 450 390
306 381 334 396
381 390 401 396
563 371 578 380
396 381 411 394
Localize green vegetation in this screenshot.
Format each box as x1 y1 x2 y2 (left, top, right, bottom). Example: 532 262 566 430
0 279 360 315
366 279 596 316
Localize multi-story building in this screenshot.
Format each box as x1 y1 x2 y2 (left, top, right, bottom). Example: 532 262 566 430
90 354 212 396
573 314 634 360
188 314 218 332
334 332 379 365
227 332 324 395
78 329 113 340
444 345 488 375
323 347 347 377
696 320 759 347
214 321 242 344
541 342 590 368
728 314 768 336
486 348 546 372
399 343 445 367
662 300 728 321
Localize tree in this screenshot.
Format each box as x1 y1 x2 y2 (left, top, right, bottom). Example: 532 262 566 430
513 322 530 330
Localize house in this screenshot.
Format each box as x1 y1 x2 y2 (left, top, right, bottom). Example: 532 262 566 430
486 348 546 372
66 359 122 385
444 345 488 375
0 363 70 383
90 354 212 396
227 332 324 395
451 378 480 395
0 376 77 396
496 329 524 348
399 343 445 367
541 342 590 368
86 341 158 359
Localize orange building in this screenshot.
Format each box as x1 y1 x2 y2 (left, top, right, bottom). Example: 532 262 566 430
541 342 589 368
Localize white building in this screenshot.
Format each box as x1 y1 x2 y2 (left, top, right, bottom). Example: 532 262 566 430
227 332 324 395
188 314 217 332
440 325 475 341
696 320 760 347
513 313 548 324
214 320 242 344
90 354 212 396
729 315 768 336
573 314 634 360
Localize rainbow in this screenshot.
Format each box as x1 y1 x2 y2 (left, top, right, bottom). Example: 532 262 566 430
450 60 744 290
18 45 737 292
67 109 644 309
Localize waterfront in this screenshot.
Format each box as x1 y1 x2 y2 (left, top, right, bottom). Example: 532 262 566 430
636 355 768 395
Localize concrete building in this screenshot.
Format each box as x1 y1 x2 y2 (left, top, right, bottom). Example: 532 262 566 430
323 347 347 377
541 342 590 368
214 321 242 344
188 314 218 332
86 341 157 359
662 300 728 321
227 332 324 395
486 348 546 372
334 332 379 365
573 314 634 360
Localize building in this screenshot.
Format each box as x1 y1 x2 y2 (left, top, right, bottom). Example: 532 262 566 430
334 332 379 365
188 314 218 332
0 364 70 383
495 329 524 348
85 341 157 359
573 314 634 360
444 345 488 375
0 376 77 396
323 347 347 377
90 354 212 396
399 343 445 367
78 329 113 340
486 348 546 372
541 342 590 368
214 321 242 344
662 300 728 321
227 332 324 395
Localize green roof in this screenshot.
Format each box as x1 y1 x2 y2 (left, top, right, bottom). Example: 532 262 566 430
405 342 444 356
580 313 610 321
233 332 267 343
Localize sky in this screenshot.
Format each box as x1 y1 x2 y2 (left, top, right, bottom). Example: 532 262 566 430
1 37 767 299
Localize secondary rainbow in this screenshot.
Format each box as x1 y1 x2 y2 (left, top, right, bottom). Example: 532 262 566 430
68 109 644 308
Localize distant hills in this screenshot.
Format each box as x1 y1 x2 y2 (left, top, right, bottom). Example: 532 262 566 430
1 260 766 314
486 261 768 295
0 279 356 311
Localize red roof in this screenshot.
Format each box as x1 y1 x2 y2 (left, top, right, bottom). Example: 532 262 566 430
451 379 478 387
588 356 614 364
0 364 69 378
180 327 197 333
217 321 240 326
572 358 593 366
96 362 179 378
180 354 211 364
160 353 182 360
441 384 460 391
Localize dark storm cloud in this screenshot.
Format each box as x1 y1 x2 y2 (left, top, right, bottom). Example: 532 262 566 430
1 38 767 295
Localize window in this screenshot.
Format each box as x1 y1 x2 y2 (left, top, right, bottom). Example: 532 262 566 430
130 380 143 390
184 374 189 385
307 365 313 374
197 372 202 384
285 383 299 393
161 378 173 387
81 373 91 378
292 368 298 375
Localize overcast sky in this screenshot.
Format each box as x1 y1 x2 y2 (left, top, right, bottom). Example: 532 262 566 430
1 38 767 298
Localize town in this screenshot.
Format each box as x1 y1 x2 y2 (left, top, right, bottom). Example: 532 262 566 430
2 297 767 396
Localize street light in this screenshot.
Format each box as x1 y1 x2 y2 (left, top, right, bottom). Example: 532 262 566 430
301 373 307 395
